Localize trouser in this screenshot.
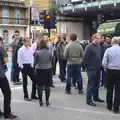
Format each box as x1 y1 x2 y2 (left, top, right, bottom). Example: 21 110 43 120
12 63 20 83
52 54 58 75
81 62 86 72
21 64 36 98
59 59 67 81
37 85 50 102
86 68 101 103
107 69 120 111
0 76 11 118
10 63 14 81
101 68 108 88
66 64 83 92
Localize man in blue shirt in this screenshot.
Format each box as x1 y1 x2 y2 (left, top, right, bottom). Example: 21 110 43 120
102 37 120 113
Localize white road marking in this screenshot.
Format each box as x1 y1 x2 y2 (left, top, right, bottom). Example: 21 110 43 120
11 87 22 90
10 84 87 91
52 105 120 117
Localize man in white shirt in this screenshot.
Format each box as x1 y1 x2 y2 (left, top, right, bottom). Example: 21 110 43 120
18 37 38 101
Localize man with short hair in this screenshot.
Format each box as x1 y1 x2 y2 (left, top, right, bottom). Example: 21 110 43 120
18 37 38 101
83 33 104 106
64 33 83 94
57 36 67 82
0 37 17 119
102 37 120 113
9 34 22 85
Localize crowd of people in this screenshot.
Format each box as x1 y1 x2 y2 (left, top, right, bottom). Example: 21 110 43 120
0 32 120 119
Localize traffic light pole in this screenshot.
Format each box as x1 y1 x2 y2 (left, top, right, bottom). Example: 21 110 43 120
48 28 51 37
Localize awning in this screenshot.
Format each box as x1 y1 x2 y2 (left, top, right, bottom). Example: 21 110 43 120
60 0 120 16
97 21 120 35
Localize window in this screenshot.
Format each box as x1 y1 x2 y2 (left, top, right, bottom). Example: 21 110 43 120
2 7 9 24
3 30 9 45
14 8 20 24
15 30 20 36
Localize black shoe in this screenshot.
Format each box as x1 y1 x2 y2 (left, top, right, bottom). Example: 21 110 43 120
31 96 39 99
46 101 50 106
78 90 83 94
13 81 22 85
0 111 3 118
61 79 64 82
4 113 18 119
61 79 66 82
87 102 96 106
24 97 32 101
65 90 71 94
17 81 22 85
39 101 44 106
107 105 112 111
50 84 55 88
107 106 112 111
114 109 119 114
94 99 104 102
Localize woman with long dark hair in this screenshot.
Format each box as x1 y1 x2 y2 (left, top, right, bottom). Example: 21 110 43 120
34 39 52 106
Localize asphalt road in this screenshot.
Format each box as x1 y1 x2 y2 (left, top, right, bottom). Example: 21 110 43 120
0 62 120 120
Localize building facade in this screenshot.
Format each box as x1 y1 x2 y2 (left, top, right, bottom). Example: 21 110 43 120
0 0 29 46
57 0 120 39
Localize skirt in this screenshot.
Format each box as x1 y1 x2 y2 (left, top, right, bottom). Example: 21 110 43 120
35 68 52 86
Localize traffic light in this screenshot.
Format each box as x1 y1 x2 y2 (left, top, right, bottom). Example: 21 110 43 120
39 10 56 29
45 15 51 20
44 11 56 29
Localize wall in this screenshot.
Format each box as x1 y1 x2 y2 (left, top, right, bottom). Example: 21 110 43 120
57 21 84 40
0 26 26 43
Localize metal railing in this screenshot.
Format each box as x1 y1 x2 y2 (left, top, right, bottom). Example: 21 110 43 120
0 17 28 25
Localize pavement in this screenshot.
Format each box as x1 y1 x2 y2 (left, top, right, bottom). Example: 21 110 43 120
0 61 120 120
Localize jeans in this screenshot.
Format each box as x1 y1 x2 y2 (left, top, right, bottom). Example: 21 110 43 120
66 64 83 92
72 69 83 88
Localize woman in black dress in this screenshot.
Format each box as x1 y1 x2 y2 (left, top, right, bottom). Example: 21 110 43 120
34 39 52 106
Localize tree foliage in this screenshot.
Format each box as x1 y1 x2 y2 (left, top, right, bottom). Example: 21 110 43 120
51 0 60 14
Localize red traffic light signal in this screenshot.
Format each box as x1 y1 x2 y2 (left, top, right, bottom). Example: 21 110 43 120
46 15 51 20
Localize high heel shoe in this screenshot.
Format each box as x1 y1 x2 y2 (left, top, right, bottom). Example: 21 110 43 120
39 101 44 106
46 101 50 106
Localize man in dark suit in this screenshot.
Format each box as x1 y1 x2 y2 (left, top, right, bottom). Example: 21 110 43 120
83 33 104 106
